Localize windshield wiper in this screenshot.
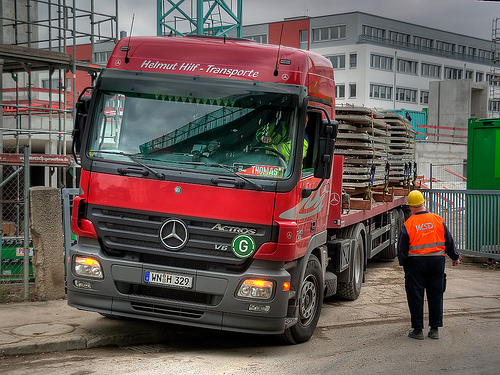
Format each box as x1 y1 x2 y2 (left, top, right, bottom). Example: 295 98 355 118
171 160 264 190
204 162 264 191
92 151 263 189
92 150 166 180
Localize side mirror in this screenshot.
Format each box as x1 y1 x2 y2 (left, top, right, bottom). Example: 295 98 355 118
314 119 338 179
72 87 93 162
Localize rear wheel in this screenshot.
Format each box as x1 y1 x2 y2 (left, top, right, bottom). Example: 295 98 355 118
379 209 404 260
282 254 324 344
337 224 365 301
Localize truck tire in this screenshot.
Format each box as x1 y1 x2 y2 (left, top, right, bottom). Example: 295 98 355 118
282 254 324 344
337 224 365 301
378 209 403 260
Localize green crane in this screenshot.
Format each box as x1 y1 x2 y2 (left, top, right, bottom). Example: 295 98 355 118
157 0 242 38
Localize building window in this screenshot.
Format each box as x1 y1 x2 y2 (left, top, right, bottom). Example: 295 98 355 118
421 63 441 78
247 34 268 44
299 30 308 50
457 45 466 55
312 25 346 41
413 36 433 50
478 49 492 60
489 100 500 112
327 54 345 69
336 84 345 99
476 71 484 82
420 90 429 105
362 25 385 39
466 70 474 80
444 67 463 80
436 40 455 53
396 87 417 103
468 47 476 57
370 84 392 100
42 78 72 91
349 53 357 68
349 83 357 98
397 58 418 75
389 31 410 46
94 51 111 64
370 54 393 71
489 74 500 86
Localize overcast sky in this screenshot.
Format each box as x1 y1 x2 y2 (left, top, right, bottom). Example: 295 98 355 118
101 0 500 41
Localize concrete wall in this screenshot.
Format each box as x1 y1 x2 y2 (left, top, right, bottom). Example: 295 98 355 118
428 79 488 136
30 186 65 300
1 0 38 45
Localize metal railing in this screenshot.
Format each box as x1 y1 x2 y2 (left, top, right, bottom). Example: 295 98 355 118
358 35 493 65
423 189 500 260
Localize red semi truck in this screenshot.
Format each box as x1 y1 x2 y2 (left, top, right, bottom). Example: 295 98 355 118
69 35 409 344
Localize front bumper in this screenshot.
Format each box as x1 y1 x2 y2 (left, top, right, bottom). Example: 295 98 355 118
67 238 291 335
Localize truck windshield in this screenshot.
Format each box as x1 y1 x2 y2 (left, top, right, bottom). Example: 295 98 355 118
87 80 302 180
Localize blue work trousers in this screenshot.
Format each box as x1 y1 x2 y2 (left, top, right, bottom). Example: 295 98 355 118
404 256 446 329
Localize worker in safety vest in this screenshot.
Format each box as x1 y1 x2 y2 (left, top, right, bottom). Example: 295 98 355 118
397 190 460 340
256 114 308 163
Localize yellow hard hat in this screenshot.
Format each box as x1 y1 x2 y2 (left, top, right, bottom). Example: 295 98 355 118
408 190 425 207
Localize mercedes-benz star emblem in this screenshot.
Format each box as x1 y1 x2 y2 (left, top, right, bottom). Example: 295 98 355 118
159 218 188 250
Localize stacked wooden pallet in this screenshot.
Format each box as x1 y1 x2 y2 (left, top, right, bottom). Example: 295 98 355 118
334 106 415 207
334 106 390 189
381 112 416 185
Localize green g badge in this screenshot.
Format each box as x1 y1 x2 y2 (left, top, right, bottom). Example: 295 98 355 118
232 234 256 258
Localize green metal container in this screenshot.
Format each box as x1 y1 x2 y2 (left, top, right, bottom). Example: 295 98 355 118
386 109 427 140
466 118 500 253
467 118 500 190
0 237 34 281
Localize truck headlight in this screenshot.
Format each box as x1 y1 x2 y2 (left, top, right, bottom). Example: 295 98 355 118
237 279 273 299
74 256 103 279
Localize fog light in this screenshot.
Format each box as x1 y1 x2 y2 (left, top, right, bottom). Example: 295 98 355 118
74 280 92 289
249 304 271 312
74 256 103 279
237 279 273 299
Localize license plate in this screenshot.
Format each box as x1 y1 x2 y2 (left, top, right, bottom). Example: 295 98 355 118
144 270 193 289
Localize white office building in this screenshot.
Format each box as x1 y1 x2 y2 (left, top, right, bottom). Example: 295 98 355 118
242 12 492 114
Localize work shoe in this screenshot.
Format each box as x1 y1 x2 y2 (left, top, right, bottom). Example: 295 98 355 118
408 329 424 340
428 328 439 339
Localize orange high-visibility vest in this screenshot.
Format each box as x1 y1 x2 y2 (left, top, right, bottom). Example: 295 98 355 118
404 212 446 256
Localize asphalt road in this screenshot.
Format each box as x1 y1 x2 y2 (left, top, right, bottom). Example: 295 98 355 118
1 259 499 375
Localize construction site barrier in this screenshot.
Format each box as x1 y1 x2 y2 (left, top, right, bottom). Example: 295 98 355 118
423 189 500 260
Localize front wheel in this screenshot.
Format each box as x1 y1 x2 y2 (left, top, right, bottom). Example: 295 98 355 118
282 254 324 344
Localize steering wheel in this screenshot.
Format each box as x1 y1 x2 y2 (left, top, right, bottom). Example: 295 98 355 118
249 147 287 168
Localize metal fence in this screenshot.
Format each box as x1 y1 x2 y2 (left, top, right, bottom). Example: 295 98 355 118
0 146 32 302
423 189 500 260
429 162 467 190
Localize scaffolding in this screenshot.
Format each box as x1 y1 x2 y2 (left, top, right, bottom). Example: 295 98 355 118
489 17 500 117
1 0 117 179
0 1 118 298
